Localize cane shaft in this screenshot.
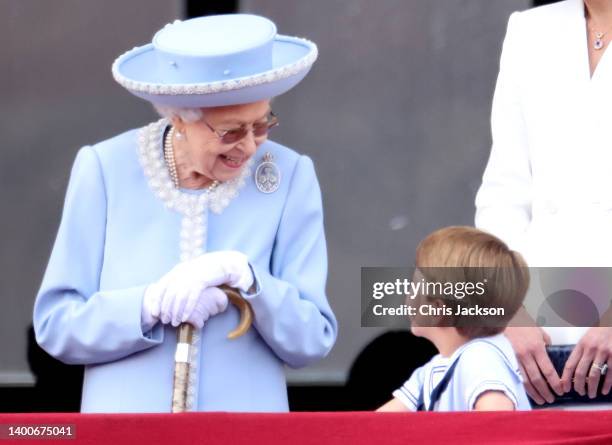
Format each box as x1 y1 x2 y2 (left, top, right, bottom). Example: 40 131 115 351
171 286 253 412
172 324 194 413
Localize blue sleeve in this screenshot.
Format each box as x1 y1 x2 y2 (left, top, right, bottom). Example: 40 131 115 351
392 365 425 411
33 147 163 365
456 345 521 410
243 155 337 368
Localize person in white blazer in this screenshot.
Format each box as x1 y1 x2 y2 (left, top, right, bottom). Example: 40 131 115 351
475 0 612 406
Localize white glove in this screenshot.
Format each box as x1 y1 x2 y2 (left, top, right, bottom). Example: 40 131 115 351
141 284 229 329
183 286 229 329
141 251 253 328
185 250 253 292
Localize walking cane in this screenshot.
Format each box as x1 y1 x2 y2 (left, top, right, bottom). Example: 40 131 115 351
171 285 253 412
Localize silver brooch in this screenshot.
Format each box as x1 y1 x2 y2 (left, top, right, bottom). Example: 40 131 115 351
255 152 281 194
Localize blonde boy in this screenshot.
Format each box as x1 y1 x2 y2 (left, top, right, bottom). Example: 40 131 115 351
378 226 531 411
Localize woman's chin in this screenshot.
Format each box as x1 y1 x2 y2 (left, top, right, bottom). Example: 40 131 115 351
213 167 245 183
210 157 249 182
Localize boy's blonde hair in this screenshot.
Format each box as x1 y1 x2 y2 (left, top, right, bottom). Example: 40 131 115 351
415 226 529 338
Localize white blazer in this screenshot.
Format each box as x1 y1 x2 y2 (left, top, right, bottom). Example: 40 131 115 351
475 0 612 342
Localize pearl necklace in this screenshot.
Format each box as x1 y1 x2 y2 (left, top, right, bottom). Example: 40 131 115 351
139 119 253 215
163 126 220 191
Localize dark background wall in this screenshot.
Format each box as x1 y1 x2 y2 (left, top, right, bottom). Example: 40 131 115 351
1 0 539 411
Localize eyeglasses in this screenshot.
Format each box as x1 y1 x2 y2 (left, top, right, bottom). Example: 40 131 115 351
203 111 279 144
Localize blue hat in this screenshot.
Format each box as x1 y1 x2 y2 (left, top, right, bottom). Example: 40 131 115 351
112 14 318 107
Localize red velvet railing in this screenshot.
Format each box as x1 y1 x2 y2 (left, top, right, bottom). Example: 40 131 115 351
1 411 612 444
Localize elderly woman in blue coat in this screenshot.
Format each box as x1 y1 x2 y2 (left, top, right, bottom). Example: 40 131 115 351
33 14 337 413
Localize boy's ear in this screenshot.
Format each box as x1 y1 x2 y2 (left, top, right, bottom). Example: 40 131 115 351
425 298 443 326
431 298 453 327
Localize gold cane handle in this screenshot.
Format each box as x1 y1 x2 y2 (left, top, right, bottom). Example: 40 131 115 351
220 284 254 339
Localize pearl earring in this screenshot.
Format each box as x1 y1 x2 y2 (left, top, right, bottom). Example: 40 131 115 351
175 130 184 140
